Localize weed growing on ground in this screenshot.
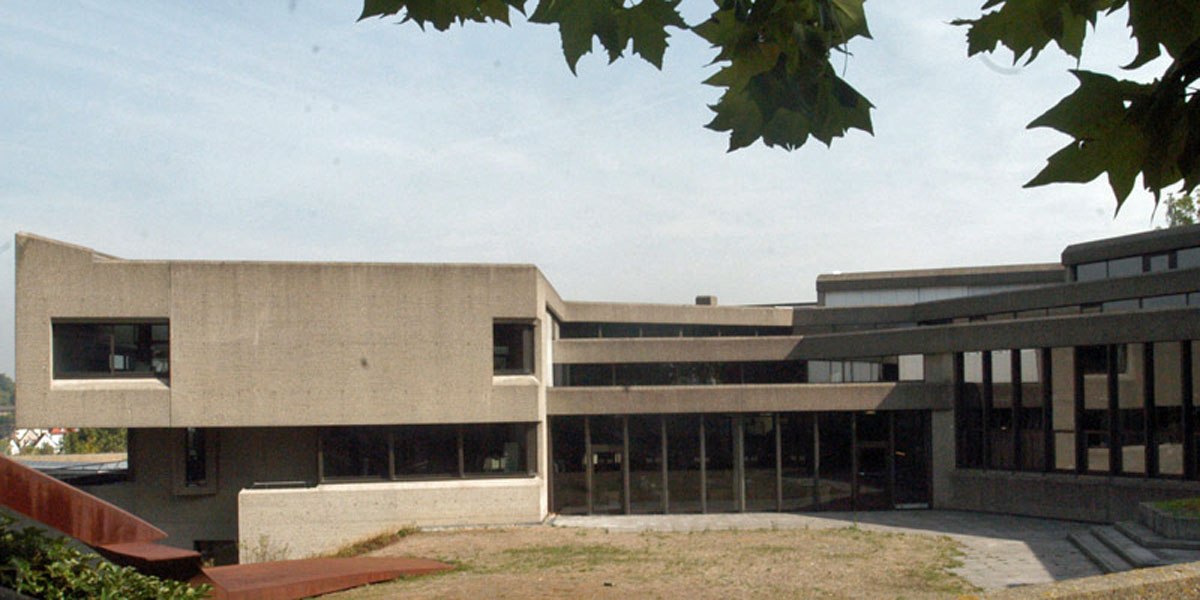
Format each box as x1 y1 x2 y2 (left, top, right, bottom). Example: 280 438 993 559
241 534 292 563
329 525 421 558
904 536 977 596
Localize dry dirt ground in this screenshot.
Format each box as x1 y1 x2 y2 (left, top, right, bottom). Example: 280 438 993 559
327 524 975 599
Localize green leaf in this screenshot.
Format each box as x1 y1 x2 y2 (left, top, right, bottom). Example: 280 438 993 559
829 0 871 40
1027 70 1146 138
955 0 1120 63
1025 70 1151 207
621 0 686 69
702 45 781 90
706 89 765 151
360 0 406 20
530 0 623 72
359 0 526 29
1124 0 1200 69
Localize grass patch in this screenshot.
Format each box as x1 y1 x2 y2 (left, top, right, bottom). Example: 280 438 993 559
330 526 421 558
745 544 796 555
904 537 977 596
1152 497 1200 518
497 544 641 572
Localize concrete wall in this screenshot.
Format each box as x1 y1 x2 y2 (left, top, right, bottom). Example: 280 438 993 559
16 234 544 428
16 235 172 427
943 469 1200 523
238 477 544 561
168 260 541 427
82 427 319 550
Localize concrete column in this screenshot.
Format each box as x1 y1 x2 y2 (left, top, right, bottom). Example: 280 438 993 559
924 353 956 508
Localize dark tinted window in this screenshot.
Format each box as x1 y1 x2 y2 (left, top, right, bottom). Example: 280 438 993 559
53 322 168 379
494 322 534 374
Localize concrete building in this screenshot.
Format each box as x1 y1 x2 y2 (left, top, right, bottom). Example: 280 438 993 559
13 225 1200 562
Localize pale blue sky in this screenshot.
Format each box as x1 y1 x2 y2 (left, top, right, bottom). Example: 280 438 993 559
0 2 1172 376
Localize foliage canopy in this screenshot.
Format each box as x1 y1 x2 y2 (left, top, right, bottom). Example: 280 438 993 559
62 428 127 455
359 0 1200 212
1164 189 1199 227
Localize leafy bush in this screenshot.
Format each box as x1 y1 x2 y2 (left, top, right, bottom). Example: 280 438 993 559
61 428 127 454
0 512 209 599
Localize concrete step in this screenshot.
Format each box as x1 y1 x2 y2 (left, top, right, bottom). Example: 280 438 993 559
1091 525 1167 569
1115 520 1200 552
1068 530 1133 574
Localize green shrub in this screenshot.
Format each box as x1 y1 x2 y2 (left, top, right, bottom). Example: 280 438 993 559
1153 497 1200 518
0 512 209 599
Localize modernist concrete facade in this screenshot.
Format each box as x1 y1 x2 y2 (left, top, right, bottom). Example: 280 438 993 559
13 225 1200 562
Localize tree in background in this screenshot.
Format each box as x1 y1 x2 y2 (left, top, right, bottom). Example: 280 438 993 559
62 428 127 454
359 0 1200 212
0 373 12 406
0 374 12 454
1164 190 1199 227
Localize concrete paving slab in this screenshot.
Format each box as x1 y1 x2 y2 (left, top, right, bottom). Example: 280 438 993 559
551 510 1104 591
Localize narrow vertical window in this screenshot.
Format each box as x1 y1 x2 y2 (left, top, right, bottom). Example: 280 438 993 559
493 321 535 375
185 428 207 487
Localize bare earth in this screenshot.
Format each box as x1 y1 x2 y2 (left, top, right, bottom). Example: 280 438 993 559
327 525 975 599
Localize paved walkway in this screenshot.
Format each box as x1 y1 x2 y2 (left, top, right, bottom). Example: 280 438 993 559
551 510 1103 591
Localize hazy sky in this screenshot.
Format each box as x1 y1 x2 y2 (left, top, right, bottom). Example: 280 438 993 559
0 2 1174 376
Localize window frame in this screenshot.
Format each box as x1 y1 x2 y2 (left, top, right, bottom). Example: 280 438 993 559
51 319 169 380
319 423 538 484
493 319 537 376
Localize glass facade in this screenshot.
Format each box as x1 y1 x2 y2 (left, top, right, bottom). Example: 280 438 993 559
1072 245 1200 282
955 339 1200 480
559 322 792 339
320 423 535 482
556 357 919 386
550 411 930 515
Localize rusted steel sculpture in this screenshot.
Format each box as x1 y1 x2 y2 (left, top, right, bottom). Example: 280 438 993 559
1 455 451 598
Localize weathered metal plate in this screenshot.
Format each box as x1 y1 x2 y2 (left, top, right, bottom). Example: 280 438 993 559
0 454 165 546
192 557 453 600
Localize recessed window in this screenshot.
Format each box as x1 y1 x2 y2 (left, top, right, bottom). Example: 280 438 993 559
185 428 208 487
175 427 217 496
493 321 534 375
53 321 169 379
1077 344 1127 375
1107 256 1142 278
1075 261 1107 282
1148 253 1170 272
320 424 536 482
1143 294 1187 309
463 423 530 475
1179 247 1200 269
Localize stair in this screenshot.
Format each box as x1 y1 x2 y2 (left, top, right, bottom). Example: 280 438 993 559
1114 520 1200 552
1091 525 1167 569
1069 501 1200 575
1068 530 1133 573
